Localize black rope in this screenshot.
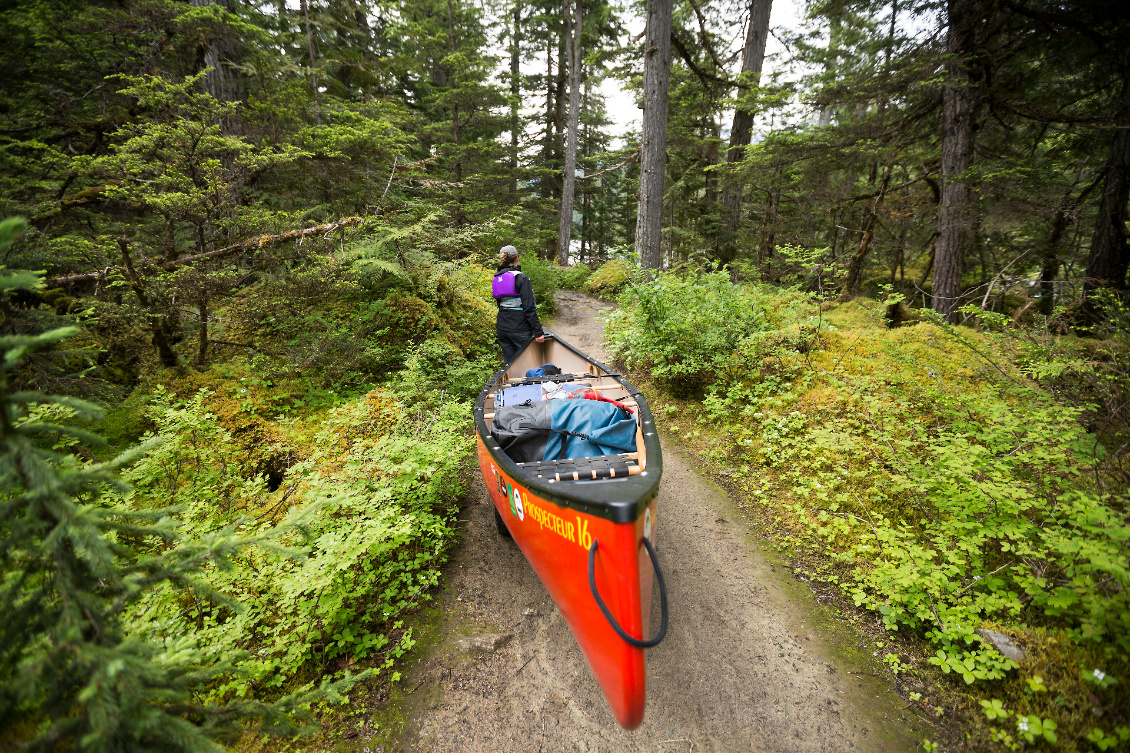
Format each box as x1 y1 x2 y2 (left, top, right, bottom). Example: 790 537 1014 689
588 536 668 648
552 428 591 441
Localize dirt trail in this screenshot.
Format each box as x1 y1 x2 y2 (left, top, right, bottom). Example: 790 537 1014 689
397 290 921 752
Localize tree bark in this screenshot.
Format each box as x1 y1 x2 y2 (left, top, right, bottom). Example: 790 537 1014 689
635 0 673 271
510 0 521 201
717 0 773 263
300 0 320 124
446 0 464 226
842 163 894 299
1083 69 1130 312
541 35 554 202
196 297 209 366
889 220 907 285
557 0 584 266
192 0 224 101
553 1 567 204
933 0 975 321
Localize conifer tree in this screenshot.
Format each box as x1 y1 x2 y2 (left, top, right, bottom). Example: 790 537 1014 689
636 0 673 270
0 217 350 750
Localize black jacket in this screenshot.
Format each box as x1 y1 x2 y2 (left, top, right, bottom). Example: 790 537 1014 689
494 264 545 337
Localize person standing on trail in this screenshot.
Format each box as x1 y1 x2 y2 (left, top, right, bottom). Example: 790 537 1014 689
493 245 546 364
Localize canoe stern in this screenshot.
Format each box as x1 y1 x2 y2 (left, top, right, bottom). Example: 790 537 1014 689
478 436 658 730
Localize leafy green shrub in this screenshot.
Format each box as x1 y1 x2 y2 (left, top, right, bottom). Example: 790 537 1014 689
514 253 559 316
617 277 1130 745
556 264 594 290
604 271 813 394
395 336 499 400
584 259 633 296
122 382 470 697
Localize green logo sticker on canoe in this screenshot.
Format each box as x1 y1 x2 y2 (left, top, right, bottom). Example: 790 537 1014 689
509 484 525 521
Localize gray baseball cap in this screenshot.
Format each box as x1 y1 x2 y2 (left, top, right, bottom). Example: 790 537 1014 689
499 244 518 258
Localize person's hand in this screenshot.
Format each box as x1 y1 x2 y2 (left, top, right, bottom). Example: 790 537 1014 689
535 335 545 343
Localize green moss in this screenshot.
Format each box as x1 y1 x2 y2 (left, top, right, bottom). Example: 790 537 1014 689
615 284 1130 751
584 259 633 297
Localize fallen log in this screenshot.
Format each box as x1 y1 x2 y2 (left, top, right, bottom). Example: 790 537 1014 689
46 216 365 286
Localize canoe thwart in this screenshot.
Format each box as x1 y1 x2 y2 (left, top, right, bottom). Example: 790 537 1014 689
503 373 623 387
516 453 640 481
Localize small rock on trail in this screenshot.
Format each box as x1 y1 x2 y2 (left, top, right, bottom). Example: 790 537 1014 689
456 634 513 653
398 289 920 752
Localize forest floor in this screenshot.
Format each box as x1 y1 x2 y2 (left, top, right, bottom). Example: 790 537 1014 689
390 290 925 752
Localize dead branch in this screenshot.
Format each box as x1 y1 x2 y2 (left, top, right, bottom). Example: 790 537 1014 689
685 0 730 72
579 149 640 181
396 154 440 172
46 216 365 286
670 29 750 91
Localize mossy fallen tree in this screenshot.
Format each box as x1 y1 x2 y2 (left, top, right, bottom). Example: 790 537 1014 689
46 217 366 287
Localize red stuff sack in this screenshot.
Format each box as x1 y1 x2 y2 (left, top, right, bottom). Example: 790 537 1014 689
567 387 634 417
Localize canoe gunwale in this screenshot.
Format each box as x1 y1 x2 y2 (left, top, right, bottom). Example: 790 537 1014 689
474 332 662 524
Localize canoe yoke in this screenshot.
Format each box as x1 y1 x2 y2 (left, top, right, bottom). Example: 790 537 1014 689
504 372 622 386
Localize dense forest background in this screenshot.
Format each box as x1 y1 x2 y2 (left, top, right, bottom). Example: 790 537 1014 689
2 0 1129 749
5 0 1130 330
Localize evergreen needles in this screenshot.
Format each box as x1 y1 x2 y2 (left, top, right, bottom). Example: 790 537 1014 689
0 217 353 752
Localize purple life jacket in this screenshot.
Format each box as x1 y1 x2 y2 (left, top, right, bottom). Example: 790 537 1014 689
492 270 520 300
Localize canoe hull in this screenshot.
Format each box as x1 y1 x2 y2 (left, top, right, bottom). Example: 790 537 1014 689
477 436 657 730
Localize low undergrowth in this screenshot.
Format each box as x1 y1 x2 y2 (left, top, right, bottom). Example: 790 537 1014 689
103 256 501 719
3 211 513 747
121 379 470 700
606 273 1129 752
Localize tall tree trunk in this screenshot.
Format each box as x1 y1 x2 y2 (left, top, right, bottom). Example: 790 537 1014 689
1038 209 1067 317
553 0 567 204
759 186 781 274
446 0 463 226
1041 165 1098 315
933 0 974 321
816 16 841 127
196 297 209 366
704 123 720 207
300 0 320 124
557 0 584 266
842 163 894 299
889 220 907 285
581 79 590 262
1083 69 1130 315
191 0 225 101
510 0 521 201
717 0 773 263
190 0 243 124
635 0 673 270
542 36 554 201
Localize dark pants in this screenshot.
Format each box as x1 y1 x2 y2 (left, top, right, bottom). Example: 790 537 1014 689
497 329 533 364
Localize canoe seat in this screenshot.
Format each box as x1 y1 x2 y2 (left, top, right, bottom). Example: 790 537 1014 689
516 453 640 481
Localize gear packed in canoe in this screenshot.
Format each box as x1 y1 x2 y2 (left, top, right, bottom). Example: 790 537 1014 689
473 331 666 730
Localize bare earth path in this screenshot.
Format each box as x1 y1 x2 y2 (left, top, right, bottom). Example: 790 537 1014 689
397 290 921 752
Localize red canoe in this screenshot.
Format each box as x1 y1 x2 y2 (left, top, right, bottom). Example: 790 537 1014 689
473 332 666 730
